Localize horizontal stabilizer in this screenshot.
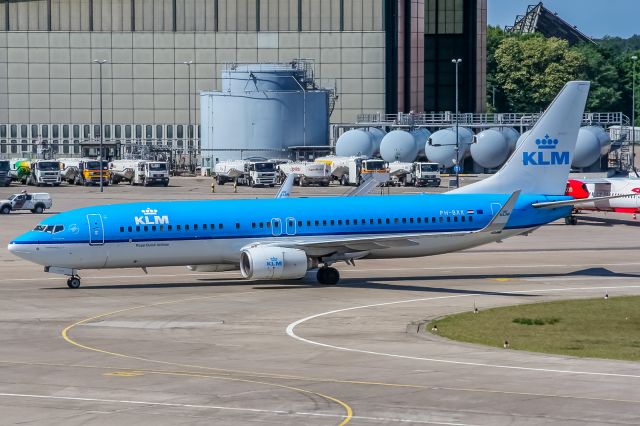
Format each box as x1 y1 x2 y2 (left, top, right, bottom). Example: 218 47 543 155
532 193 633 209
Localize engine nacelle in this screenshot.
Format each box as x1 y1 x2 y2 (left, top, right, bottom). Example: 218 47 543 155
187 264 238 272
240 246 308 280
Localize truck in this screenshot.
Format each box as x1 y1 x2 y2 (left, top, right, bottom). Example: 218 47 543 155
9 159 31 184
315 155 388 186
63 159 110 186
277 161 331 186
26 160 62 186
0 192 52 214
0 160 11 186
387 161 441 187
110 160 170 186
214 159 278 187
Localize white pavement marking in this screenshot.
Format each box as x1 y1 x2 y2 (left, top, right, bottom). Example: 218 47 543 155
0 272 237 283
0 392 476 426
286 285 640 379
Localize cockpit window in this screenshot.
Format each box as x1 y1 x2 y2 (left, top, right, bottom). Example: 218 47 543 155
33 224 64 234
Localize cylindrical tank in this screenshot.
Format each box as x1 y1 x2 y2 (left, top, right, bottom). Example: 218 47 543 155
490 127 520 151
515 130 532 150
205 63 331 161
410 128 431 157
367 127 386 156
573 126 603 168
471 129 509 169
582 125 611 156
424 127 472 168
335 129 374 157
380 130 418 163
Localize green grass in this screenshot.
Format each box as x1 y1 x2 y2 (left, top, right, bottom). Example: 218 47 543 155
428 296 640 361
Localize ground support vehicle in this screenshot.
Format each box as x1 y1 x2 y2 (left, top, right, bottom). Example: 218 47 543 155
0 192 52 214
387 161 441 187
110 160 170 186
0 160 11 186
316 155 388 186
214 160 277 187
278 162 331 186
9 159 31 184
74 160 111 186
26 160 62 186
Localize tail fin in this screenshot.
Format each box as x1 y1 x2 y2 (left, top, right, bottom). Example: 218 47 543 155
451 81 590 195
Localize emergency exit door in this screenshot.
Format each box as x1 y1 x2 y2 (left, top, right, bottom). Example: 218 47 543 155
87 214 104 245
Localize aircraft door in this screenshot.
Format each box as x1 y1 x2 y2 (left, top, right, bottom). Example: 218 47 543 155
490 202 502 215
87 213 105 245
271 218 282 236
285 217 296 236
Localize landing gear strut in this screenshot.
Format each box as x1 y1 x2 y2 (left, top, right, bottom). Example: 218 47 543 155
66 276 81 289
316 266 340 285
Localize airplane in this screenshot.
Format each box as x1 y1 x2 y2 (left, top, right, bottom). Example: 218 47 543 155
10 81 615 289
564 177 640 224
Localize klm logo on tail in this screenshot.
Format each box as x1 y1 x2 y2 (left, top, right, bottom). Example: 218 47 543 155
522 134 570 166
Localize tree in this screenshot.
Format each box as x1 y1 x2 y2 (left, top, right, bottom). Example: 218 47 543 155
574 44 622 112
486 25 508 112
494 35 583 112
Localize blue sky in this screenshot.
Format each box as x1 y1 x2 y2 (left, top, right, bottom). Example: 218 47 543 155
488 0 639 38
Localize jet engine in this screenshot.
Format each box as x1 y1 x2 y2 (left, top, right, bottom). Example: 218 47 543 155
240 246 308 280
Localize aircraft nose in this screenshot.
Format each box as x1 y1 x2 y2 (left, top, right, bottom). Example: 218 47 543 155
7 240 37 262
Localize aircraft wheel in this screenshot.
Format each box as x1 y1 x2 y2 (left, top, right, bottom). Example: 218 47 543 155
565 216 578 225
317 267 340 285
67 277 81 289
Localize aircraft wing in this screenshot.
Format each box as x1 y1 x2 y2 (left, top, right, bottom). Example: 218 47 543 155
532 193 633 209
275 173 296 199
268 190 520 255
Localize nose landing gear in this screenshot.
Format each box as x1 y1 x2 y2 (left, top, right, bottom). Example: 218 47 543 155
66 276 81 289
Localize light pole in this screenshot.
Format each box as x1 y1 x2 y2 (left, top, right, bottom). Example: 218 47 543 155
632 55 637 174
92 59 108 193
452 58 462 188
183 60 193 173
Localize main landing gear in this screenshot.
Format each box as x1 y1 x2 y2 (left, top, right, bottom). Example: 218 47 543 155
316 266 340 285
565 215 578 225
66 276 81 289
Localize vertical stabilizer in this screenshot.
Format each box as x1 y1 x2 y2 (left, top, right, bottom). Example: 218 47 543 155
451 81 590 195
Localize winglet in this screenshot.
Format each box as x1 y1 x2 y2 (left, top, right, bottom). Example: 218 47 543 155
481 190 521 234
275 173 296 199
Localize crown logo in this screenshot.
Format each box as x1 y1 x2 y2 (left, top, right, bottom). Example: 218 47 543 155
141 208 158 215
535 134 559 150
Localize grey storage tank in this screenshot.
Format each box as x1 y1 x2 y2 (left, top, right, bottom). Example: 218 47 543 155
380 130 418 162
200 61 332 161
425 127 472 168
471 129 509 169
410 128 431 157
335 129 374 157
573 126 611 168
490 127 520 151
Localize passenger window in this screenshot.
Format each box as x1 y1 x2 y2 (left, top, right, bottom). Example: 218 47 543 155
168 225 173 231
159 225 164 231
236 223 240 229
259 223 263 228
307 220 311 226
409 218 414 224
469 216 473 222
361 219 365 224
119 226 124 232
337 220 342 225
203 224 208 230
219 224 223 229
128 226 132 232
185 225 190 231
323 220 327 226
152 226 157 231
385 218 390 224
330 220 335 225
461 216 466 222
177 225 181 231
297 221 302 227
454 217 458 222
417 217 421 223
194 224 198 230
210 224 215 229
136 226 141 232
266 222 271 228
432 217 436 223
439 217 443 223
315 220 319 226
370 219 374 224
402 218 406 224
144 226 148 231
446 217 451 222
394 218 399 224
346 220 350 225
252 222 256 228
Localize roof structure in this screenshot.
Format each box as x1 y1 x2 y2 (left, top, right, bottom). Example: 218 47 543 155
505 2 595 45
